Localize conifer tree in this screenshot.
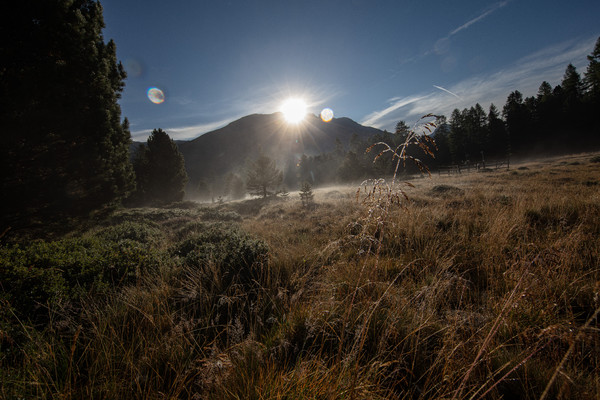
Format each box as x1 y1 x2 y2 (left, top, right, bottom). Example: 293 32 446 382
246 155 283 198
584 37 600 141
487 104 508 158
561 64 583 110
448 109 467 163
560 64 586 135
431 116 452 166
0 0 134 224
584 37 600 103
468 103 489 159
133 129 188 204
537 81 553 102
503 90 529 153
395 120 410 142
299 181 314 208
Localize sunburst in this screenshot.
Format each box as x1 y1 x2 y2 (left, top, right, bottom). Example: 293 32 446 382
280 98 307 124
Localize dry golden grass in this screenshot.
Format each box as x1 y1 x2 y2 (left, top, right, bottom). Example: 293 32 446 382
237 151 600 399
2 152 599 399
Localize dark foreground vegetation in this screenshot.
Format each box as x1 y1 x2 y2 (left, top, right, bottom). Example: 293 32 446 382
2 153 599 399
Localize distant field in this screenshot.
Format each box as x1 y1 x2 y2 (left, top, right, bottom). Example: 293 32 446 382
2 152 599 399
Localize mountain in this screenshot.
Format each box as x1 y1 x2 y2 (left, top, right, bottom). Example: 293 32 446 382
176 112 384 186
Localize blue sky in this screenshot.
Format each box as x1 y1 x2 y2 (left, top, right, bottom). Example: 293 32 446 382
101 0 600 141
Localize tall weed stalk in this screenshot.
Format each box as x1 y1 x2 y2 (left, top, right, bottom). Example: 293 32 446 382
336 115 438 399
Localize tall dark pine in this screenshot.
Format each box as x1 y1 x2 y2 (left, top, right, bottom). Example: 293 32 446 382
0 0 134 225
561 64 583 112
395 120 410 142
584 37 600 103
133 129 188 204
246 155 283 198
502 91 530 154
559 64 586 141
584 37 600 143
467 103 488 160
448 109 467 163
431 116 452 166
536 82 559 145
487 104 507 158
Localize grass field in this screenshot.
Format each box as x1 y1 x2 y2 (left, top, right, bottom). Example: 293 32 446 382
1 152 599 399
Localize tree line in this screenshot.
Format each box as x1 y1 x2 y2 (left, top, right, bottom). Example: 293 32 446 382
282 37 600 186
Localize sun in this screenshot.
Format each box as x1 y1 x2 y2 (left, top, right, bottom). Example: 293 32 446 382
280 98 307 124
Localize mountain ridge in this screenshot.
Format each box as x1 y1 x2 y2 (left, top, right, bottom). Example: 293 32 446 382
172 112 384 187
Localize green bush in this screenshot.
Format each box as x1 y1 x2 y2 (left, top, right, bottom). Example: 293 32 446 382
94 220 162 245
200 208 243 222
174 223 269 288
171 223 272 341
0 237 161 325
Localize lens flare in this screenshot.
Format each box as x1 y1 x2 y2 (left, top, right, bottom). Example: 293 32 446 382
320 108 334 122
147 87 165 104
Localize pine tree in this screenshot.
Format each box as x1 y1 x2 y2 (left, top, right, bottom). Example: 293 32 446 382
0 0 134 224
584 37 600 102
502 90 529 154
468 103 488 159
560 64 586 136
537 81 553 102
299 181 314 208
583 37 600 142
561 64 583 111
395 120 410 142
133 129 188 204
431 116 452 166
448 109 467 163
487 104 508 158
246 155 283 198
535 82 559 146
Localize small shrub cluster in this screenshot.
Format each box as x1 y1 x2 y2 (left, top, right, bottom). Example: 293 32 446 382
0 236 158 324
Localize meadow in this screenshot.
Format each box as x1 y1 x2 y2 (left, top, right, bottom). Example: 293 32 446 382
1 152 599 399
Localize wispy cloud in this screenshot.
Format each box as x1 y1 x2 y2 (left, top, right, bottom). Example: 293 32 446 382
361 95 430 127
131 118 234 141
402 1 510 64
363 36 596 130
449 1 509 37
433 85 461 99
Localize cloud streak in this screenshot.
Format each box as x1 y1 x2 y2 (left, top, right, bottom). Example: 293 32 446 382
401 2 510 66
361 95 430 128
363 36 596 130
449 1 509 37
433 85 461 99
131 118 234 141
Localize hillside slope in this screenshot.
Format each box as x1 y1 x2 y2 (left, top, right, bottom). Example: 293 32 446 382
177 112 383 184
